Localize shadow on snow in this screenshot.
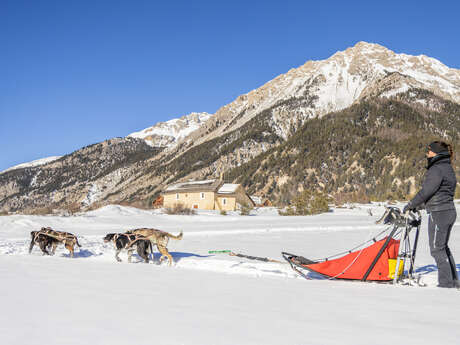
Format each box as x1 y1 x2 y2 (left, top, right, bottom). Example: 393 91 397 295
415 264 460 276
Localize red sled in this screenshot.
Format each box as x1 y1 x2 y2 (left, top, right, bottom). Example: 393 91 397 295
282 207 422 283
283 237 400 281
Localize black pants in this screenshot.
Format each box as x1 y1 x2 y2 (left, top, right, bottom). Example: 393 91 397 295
428 209 458 288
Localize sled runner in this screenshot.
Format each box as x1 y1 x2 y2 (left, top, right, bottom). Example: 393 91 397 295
282 207 422 284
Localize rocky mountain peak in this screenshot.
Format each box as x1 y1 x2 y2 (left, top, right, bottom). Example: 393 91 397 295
124 42 460 158
128 112 212 148
181 42 460 150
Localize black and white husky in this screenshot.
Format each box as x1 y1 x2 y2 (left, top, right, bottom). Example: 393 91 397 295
103 233 153 263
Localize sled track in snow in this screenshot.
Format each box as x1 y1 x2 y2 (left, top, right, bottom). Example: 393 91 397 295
162 225 376 237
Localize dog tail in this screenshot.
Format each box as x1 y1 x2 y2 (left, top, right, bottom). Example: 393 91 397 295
168 231 183 240
29 232 36 254
76 237 82 247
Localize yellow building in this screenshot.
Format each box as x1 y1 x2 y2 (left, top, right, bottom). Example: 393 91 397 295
163 179 255 211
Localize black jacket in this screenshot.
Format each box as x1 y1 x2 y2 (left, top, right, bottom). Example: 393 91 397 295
408 154 457 212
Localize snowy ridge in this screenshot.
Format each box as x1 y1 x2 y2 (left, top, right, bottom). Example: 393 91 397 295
186 41 460 147
128 112 212 147
0 156 61 174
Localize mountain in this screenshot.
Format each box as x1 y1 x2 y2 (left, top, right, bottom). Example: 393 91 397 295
0 112 211 177
227 89 460 203
0 138 161 213
1 42 460 213
0 156 62 174
146 42 460 196
128 112 212 148
179 41 460 149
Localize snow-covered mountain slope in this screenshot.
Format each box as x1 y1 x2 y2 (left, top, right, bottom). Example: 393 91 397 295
0 138 161 212
183 41 460 147
1 112 211 175
0 156 62 175
128 112 212 147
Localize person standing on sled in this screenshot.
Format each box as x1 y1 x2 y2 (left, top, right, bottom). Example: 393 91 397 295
403 141 459 288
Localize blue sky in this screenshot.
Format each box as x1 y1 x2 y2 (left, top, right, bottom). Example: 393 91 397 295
1 0 459 171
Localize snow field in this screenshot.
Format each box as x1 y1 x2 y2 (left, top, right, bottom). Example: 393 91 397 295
1 204 459 345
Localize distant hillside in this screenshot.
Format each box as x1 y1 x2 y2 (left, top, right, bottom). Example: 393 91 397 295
0 138 162 213
227 89 460 203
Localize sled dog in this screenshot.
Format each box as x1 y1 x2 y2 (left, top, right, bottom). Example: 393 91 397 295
103 233 153 263
125 228 183 265
29 231 61 255
36 227 82 257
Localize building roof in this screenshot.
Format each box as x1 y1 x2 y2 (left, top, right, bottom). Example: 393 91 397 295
164 179 223 193
217 184 239 194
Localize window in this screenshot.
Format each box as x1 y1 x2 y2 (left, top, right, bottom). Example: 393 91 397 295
176 193 179 200
222 198 227 205
200 192 205 200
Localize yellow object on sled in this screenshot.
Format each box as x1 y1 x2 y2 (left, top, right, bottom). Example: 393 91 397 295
388 259 404 279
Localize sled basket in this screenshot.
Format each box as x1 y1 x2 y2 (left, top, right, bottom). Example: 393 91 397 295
282 208 422 283
283 237 400 281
